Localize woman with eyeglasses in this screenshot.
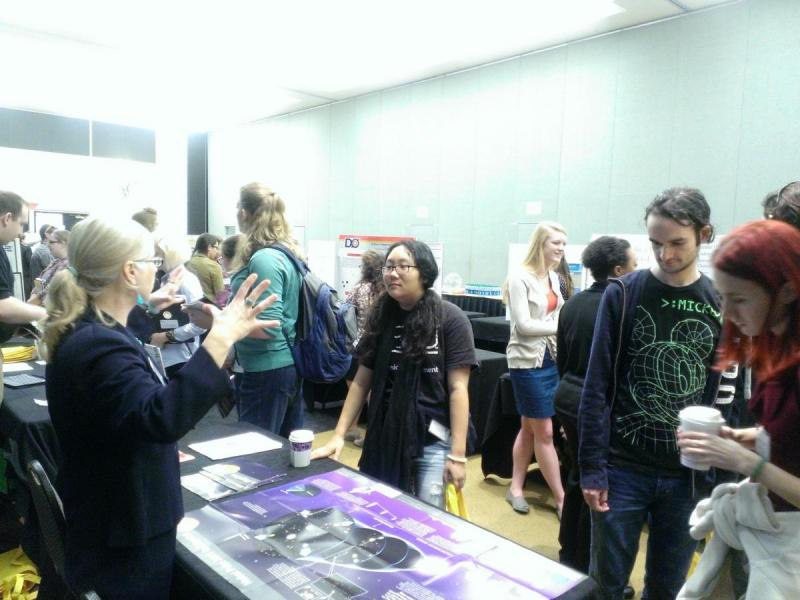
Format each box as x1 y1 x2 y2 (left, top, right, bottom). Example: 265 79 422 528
313 240 476 507
676 219 800 598
42 217 276 599
28 229 69 305
186 232 224 305
229 183 304 437
504 222 567 517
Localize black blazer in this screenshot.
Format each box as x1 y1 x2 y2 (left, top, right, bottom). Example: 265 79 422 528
46 311 232 550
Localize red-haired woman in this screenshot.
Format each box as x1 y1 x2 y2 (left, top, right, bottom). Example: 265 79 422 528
678 219 800 597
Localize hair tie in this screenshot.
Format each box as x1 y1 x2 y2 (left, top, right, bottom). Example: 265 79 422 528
67 266 78 277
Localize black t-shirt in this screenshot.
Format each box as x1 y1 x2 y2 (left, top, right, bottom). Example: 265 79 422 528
363 300 477 429
0 249 13 301
610 272 721 474
0 249 16 343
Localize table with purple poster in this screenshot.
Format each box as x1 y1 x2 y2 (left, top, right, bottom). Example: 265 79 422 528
175 423 599 600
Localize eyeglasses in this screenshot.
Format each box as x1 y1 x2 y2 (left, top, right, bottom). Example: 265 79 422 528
134 257 163 268
382 264 418 275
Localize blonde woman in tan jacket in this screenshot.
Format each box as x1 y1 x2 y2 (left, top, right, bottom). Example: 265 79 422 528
505 222 567 517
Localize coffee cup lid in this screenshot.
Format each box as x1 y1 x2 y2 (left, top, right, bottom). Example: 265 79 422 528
679 406 723 423
289 429 314 442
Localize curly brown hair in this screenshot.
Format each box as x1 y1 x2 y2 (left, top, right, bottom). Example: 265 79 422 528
359 249 384 286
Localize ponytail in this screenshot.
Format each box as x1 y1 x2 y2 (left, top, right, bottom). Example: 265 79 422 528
42 270 89 360
232 182 303 272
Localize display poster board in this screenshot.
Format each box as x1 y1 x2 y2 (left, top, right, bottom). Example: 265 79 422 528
336 235 412 296
307 240 337 289
177 467 586 600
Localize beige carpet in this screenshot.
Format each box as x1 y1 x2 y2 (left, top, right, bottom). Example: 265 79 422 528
314 429 735 600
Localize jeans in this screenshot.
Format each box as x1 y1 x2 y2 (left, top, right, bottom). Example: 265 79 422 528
413 439 449 509
237 365 304 438
590 465 699 600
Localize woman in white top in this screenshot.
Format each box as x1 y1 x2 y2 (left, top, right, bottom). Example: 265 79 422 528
150 237 207 378
505 222 567 517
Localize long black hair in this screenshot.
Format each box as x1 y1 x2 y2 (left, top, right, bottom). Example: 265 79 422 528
357 240 441 363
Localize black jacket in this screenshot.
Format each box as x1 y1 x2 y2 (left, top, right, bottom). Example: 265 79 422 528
554 281 609 418
46 312 232 577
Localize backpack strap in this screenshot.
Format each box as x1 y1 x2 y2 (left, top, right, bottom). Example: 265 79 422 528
267 243 308 276
266 243 307 350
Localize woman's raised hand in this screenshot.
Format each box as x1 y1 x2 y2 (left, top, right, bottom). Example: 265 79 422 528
210 274 279 344
149 266 185 310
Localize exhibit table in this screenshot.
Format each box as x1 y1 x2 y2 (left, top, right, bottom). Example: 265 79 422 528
0 360 56 483
469 349 508 450
470 316 511 354
0 356 70 598
480 373 519 478
461 310 487 320
442 294 505 318
176 422 600 600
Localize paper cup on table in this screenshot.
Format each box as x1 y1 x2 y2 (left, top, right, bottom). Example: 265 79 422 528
289 430 314 468
679 406 725 471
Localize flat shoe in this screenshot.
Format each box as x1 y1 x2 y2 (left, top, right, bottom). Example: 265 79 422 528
344 430 360 442
505 489 529 514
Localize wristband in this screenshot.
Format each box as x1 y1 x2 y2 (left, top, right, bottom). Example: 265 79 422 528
447 454 467 464
165 330 177 344
750 457 767 482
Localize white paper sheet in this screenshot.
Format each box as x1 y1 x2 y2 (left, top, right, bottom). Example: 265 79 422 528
188 432 282 460
3 362 33 373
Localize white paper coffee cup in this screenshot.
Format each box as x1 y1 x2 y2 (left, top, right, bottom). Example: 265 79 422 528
289 429 314 468
679 406 725 471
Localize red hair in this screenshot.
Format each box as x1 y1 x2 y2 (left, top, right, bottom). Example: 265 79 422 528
714 219 800 381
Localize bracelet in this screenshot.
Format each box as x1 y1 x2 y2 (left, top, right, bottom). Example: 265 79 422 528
446 454 467 464
165 330 177 344
750 457 767 482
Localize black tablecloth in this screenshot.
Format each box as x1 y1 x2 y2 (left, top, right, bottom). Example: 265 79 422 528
0 361 57 482
461 310 486 320
443 294 505 317
480 373 567 479
469 349 507 450
175 421 600 600
480 373 519 478
0 358 70 598
471 316 511 353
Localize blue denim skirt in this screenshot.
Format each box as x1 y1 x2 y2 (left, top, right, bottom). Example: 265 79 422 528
509 352 559 419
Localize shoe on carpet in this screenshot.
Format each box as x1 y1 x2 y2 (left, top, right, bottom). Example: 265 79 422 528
344 429 360 442
505 489 529 514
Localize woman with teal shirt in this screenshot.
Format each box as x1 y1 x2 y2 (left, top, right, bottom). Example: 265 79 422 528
229 182 304 436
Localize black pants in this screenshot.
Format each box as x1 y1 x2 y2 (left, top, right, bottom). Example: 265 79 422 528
555 407 591 573
66 527 176 600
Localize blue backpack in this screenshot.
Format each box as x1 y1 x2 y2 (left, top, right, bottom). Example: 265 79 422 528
270 244 358 383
